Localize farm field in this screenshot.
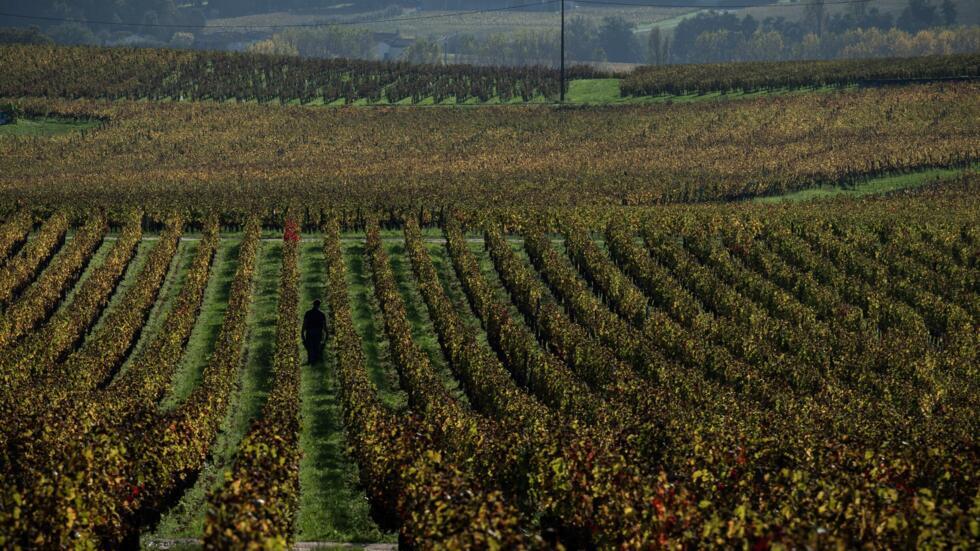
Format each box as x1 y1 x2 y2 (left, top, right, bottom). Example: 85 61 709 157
0 185 977 548
204 5 694 39
0 43 978 549
2 82 978 210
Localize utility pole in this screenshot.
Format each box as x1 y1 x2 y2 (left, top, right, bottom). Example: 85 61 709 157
559 0 566 103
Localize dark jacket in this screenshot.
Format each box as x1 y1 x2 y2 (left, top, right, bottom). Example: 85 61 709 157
302 308 326 341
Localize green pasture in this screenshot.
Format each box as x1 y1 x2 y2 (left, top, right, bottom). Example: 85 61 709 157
0 117 101 137
565 78 845 104
755 165 979 203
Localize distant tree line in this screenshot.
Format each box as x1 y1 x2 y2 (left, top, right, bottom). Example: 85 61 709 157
662 0 969 64
249 27 378 59
677 26 979 64
407 16 646 67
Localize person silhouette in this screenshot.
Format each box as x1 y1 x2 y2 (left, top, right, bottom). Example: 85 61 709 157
302 299 327 364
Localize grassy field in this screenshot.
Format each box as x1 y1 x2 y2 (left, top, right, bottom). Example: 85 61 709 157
0 117 101 137
566 78 848 103
755 164 980 203
206 5 692 38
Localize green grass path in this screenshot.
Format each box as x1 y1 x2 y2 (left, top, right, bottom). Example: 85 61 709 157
754 165 979 203
161 239 240 410
0 117 101 137
296 242 393 543
146 241 278 541
343 242 407 411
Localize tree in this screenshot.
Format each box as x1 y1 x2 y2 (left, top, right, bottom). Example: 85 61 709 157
672 12 746 62
941 0 957 26
745 30 785 61
403 38 441 64
647 27 669 65
248 39 299 56
898 0 940 33
170 31 194 49
47 23 98 45
598 16 642 63
567 17 600 62
804 0 827 36
0 26 53 45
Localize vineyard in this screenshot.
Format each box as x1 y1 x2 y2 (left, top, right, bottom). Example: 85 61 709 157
621 52 980 96
5 45 980 106
1 81 978 212
0 45 604 105
0 177 975 548
1 38 978 549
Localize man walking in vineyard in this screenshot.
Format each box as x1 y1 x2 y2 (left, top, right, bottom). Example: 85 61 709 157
302 299 327 364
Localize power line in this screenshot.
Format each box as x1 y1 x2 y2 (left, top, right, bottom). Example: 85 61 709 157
575 0 874 8
0 2 561 31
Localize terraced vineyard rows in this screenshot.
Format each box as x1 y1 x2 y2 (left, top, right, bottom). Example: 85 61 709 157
0 183 976 548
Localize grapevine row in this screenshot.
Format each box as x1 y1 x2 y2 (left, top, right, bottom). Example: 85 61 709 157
0 213 106 350
443 221 606 424
622 52 980 96
0 219 220 547
0 211 68 307
0 211 141 402
0 210 32 265
205 220 300 548
405 218 684 547
0 44 590 104
323 220 530 548
484 225 668 469
49 217 183 391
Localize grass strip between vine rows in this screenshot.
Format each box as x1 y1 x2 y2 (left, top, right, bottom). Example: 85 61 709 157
204 219 301 549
